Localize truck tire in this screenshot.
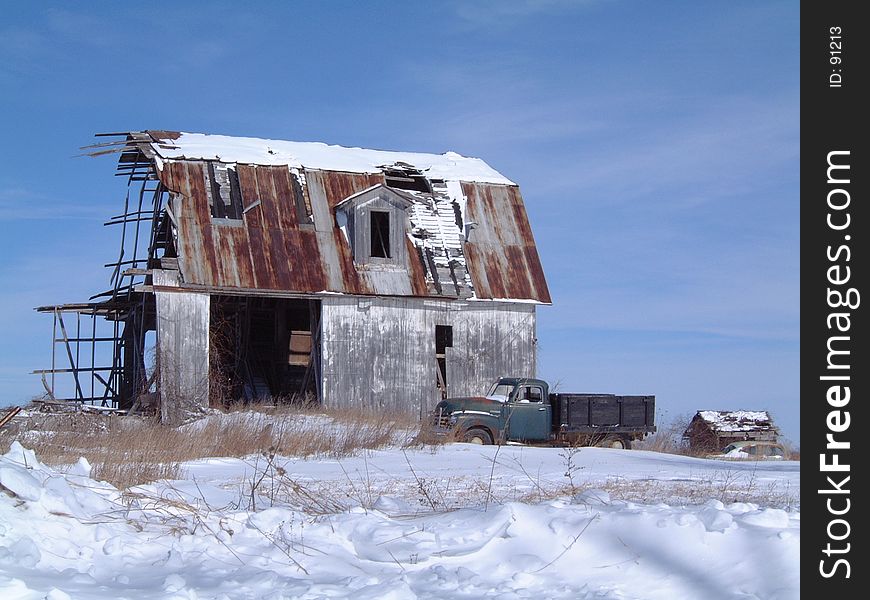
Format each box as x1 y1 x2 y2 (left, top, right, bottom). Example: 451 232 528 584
463 427 493 445
599 436 630 450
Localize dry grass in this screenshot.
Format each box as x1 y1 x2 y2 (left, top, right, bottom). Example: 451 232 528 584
632 422 697 456
0 404 421 489
0 405 797 512
632 413 720 458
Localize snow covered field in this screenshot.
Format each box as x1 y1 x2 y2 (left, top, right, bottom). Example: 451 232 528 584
1 432 799 599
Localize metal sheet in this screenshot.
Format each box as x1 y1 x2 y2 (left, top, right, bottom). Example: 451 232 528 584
461 182 551 303
154 149 550 303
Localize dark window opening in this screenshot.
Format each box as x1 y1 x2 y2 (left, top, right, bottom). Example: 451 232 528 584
436 325 453 353
435 325 452 397
383 164 432 193
207 162 243 220
370 210 391 258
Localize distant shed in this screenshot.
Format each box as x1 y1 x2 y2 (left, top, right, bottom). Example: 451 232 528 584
683 410 780 452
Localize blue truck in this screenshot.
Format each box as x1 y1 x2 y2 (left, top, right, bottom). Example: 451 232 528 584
431 377 656 448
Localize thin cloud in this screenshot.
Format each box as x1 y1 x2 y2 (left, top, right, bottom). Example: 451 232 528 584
44 8 123 48
0 188 107 221
469 92 800 204
450 0 612 30
552 95 800 202
540 241 800 343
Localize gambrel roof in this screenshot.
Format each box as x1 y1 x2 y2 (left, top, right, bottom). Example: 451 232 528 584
109 131 551 303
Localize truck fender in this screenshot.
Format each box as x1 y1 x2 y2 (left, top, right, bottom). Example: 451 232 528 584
451 413 501 442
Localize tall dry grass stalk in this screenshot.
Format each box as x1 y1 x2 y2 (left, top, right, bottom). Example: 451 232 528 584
1 404 421 489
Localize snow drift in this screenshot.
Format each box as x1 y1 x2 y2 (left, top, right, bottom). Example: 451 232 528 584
0 441 798 599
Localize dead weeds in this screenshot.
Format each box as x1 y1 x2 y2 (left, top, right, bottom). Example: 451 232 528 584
0 403 421 489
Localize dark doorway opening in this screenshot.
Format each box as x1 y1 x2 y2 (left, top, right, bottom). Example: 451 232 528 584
435 325 453 399
210 296 321 405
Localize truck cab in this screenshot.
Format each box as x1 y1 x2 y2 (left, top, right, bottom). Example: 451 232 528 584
432 377 553 444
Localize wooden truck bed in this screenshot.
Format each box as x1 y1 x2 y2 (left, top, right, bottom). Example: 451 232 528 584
550 393 656 433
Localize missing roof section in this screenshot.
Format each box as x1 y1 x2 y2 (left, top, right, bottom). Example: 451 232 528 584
382 162 433 193
396 180 474 299
206 162 243 220
290 169 314 227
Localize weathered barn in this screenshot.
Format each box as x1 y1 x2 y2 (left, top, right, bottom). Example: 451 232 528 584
36 131 550 423
683 410 780 452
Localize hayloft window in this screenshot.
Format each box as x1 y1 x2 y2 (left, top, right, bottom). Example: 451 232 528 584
336 184 410 267
206 162 243 221
370 210 391 258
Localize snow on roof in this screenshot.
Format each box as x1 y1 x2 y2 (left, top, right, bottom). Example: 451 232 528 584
149 132 515 185
696 410 775 432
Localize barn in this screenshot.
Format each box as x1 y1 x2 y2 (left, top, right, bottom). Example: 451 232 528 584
36 131 551 423
683 410 780 453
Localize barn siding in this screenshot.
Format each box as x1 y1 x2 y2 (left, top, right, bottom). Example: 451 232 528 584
319 297 537 417
154 270 210 424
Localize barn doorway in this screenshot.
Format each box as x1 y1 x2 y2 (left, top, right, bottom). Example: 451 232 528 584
210 296 321 405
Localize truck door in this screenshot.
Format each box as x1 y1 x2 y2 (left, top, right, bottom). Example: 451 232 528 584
505 384 551 441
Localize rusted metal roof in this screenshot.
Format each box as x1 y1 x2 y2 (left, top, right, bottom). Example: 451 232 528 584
119 131 551 303
462 182 551 303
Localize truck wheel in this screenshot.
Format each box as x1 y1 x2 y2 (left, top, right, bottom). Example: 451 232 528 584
463 427 493 445
600 436 630 450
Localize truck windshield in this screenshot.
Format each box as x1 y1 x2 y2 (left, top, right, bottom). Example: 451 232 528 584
485 382 514 402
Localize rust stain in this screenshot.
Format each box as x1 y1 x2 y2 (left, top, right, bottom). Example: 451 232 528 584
405 237 430 297
462 245 489 298
236 165 272 289
270 166 299 229
155 159 548 302
331 226 363 293
507 187 536 241
461 182 550 303
321 171 385 209
524 245 551 303
504 246 532 299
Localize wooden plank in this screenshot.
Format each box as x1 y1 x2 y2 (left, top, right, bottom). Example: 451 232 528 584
56 313 85 400
155 278 209 424
32 367 115 374
319 296 536 417
305 170 336 233
0 406 22 428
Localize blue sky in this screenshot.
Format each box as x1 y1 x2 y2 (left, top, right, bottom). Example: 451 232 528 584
0 1 799 442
